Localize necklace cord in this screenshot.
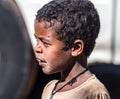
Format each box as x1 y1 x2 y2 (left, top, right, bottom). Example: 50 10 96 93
50 68 88 99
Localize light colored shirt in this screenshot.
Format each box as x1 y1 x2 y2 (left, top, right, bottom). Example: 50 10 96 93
42 75 110 99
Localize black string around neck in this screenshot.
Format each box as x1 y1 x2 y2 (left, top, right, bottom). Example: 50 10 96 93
49 68 88 99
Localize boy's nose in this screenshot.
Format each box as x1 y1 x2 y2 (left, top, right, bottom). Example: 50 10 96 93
34 44 43 53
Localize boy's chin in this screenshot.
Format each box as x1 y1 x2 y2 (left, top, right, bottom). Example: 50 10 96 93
42 68 58 75
42 69 53 75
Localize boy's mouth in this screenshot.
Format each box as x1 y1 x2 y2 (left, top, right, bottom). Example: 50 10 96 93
36 58 47 66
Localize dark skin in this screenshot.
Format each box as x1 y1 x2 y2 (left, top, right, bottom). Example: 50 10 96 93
34 20 92 92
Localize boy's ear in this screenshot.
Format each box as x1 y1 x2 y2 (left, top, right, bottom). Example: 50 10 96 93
71 40 84 56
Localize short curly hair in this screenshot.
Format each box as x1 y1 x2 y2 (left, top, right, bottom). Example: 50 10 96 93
36 0 100 56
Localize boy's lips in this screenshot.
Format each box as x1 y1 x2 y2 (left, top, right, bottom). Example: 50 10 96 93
36 58 47 66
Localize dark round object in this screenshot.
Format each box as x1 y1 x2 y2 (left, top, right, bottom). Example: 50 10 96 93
0 0 37 99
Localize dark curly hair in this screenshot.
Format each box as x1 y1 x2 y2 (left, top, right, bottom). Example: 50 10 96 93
36 0 100 56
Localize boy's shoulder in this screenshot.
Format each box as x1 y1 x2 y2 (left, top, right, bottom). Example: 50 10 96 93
42 80 58 99
43 80 58 93
82 74 107 91
80 74 110 98
46 80 58 88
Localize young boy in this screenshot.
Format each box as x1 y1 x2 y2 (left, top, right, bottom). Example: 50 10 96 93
34 0 110 99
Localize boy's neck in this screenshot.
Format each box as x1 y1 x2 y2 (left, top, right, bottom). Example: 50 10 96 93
54 61 92 93
60 61 87 82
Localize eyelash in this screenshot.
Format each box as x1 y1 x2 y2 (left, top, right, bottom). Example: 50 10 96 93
34 35 50 47
38 39 49 47
42 41 48 46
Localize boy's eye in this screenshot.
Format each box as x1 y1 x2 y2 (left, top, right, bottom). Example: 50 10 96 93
42 42 50 47
34 34 51 47
44 44 49 47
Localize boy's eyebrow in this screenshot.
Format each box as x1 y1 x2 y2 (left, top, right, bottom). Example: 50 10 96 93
34 34 51 43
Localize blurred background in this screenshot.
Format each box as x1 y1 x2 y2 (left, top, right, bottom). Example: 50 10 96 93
0 0 120 99
15 0 120 65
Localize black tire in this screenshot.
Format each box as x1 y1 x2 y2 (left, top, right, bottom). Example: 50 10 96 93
0 0 37 99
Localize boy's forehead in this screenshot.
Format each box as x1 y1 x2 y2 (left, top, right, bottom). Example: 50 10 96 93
35 20 60 36
34 20 58 38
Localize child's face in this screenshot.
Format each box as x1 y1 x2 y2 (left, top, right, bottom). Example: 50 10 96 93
34 20 73 74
